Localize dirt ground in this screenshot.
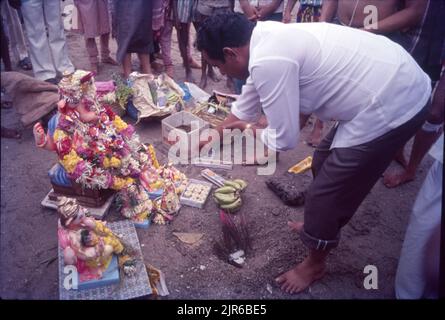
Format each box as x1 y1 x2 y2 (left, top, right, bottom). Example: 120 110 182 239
0 8 434 300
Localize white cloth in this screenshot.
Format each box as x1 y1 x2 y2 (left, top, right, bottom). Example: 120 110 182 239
231 22 431 151
21 0 75 80
234 0 284 14
429 134 443 163
1 1 29 61
395 135 443 299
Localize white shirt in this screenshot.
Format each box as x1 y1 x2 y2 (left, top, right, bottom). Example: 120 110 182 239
231 22 432 151
234 0 284 14
429 134 443 164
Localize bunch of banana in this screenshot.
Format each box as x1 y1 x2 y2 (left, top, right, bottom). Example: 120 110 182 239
213 179 248 213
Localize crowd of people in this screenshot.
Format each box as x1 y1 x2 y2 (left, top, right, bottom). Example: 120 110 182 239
0 0 444 299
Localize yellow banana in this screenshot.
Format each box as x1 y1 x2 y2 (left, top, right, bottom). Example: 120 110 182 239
215 186 237 194
232 179 247 190
220 198 242 211
213 192 239 205
224 180 242 190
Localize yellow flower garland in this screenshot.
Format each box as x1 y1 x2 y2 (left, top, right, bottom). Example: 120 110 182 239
60 150 82 173
113 115 128 132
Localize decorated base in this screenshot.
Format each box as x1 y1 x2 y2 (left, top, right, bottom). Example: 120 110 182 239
78 255 120 291
42 189 115 220
133 218 151 229
59 220 152 300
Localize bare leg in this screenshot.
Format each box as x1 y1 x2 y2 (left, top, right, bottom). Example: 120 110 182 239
276 221 328 294
383 129 442 188
188 23 201 69
393 145 408 169
177 23 194 82
100 33 118 65
137 53 152 75
122 53 132 78
85 37 99 73
199 52 208 89
1 20 12 71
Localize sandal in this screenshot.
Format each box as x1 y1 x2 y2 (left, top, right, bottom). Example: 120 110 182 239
18 57 32 71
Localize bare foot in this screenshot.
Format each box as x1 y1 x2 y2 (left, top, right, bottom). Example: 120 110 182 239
102 56 119 65
165 65 174 78
394 149 408 169
383 170 415 188
199 76 207 89
90 63 99 74
288 221 304 232
188 58 201 69
275 258 326 294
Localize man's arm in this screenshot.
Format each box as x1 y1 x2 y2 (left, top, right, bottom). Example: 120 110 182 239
320 0 338 22
363 0 428 34
283 0 298 23
239 0 259 20
407 70 445 169
251 58 301 152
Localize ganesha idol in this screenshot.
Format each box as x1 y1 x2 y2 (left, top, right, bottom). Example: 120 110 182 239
57 196 136 288
33 70 185 225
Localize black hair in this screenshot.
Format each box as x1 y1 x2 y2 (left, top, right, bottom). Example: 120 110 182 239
196 12 255 62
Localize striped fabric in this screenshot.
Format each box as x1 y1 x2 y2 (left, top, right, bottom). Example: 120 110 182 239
176 0 198 23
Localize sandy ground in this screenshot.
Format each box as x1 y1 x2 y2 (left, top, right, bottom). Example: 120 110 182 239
0 8 434 300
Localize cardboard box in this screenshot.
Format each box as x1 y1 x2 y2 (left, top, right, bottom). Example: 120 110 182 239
162 111 208 159
180 179 213 208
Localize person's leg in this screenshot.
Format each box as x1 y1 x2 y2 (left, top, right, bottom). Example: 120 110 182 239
186 24 200 69
42 0 75 75
395 160 442 298
383 129 442 187
277 107 428 294
99 33 118 65
160 19 174 77
21 0 57 80
0 19 12 71
137 53 152 75
85 37 99 73
122 53 132 78
3 1 29 63
384 73 444 188
192 19 208 88
177 22 194 81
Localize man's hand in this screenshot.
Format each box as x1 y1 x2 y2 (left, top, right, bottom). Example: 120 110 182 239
240 0 259 21
282 11 292 23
